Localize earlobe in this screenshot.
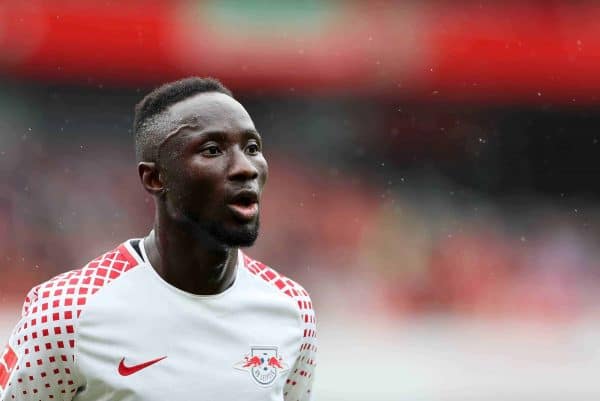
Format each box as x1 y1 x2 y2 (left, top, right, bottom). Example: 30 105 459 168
138 162 164 196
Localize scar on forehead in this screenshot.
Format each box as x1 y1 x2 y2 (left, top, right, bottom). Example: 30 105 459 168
167 122 201 140
164 112 204 135
157 122 202 150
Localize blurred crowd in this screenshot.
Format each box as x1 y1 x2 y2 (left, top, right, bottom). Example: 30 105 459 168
2 3 600 399
1 89 598 322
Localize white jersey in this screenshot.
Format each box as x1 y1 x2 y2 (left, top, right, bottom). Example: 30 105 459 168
0 239 316 400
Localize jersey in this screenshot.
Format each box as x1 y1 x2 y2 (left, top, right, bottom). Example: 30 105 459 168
0 239 316 401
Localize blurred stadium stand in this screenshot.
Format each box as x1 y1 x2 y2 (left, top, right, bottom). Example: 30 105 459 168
1 1 599 400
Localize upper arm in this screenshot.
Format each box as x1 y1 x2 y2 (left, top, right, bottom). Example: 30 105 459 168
0 285 83 401
283 288 317 401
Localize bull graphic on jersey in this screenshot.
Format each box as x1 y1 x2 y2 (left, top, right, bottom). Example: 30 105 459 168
234 346 288 386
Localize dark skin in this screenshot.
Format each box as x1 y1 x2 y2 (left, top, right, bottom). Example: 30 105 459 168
138 92 268 295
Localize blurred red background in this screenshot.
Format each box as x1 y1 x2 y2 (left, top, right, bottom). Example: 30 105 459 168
1 1 599 399
3 0 600 103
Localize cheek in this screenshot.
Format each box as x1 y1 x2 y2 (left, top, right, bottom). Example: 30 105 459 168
188 167 225 197
171 159 225 200
258 156 269 186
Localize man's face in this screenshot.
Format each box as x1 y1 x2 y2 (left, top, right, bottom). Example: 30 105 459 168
157 92 268 247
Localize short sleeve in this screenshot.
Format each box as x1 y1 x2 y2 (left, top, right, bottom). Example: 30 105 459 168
0 284 83 401
283 288 317 401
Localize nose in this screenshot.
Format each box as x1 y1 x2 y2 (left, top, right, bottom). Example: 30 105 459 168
227 147 259 182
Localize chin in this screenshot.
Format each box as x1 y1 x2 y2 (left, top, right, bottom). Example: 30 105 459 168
211 219 260 248
176 208 260 247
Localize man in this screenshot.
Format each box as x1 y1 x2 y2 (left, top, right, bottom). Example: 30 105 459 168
0 78 316 400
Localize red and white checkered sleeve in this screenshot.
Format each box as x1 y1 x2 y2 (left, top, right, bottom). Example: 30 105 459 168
0 243 139 401
283 287 317 401
0 282 84 401
241 254 317 401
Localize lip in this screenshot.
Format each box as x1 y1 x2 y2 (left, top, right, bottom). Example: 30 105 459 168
227 189 259 221
227 189 259 205
227 203 259 221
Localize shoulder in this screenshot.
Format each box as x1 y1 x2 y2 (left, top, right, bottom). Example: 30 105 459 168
1 241 143 397
242 253 318 400
16 241 143 345
240 252 315 324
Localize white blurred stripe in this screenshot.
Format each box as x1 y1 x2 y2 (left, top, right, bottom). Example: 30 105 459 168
315 316 600 401
2 307 599 400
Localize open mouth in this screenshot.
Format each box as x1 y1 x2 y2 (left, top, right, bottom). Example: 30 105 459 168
227 191 259 221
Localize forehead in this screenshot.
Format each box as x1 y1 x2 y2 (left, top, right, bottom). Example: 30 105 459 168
165 92 255 133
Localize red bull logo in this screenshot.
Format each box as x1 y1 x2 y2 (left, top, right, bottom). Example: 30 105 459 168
267 356 284 369
242 356 262 368
234 346 289 386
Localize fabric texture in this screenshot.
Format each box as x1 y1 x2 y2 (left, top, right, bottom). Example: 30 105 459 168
0 240 315 401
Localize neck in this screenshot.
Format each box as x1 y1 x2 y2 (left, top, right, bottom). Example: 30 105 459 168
143 208 239 296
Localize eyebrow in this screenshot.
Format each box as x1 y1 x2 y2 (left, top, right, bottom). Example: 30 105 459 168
240 129 262 139
158 125 261 151
182 128 261 139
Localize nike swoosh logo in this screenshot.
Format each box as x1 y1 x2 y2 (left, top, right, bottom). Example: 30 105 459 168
118 356 167 376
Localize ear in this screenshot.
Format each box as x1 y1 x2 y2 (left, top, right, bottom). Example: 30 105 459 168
138 162 164 196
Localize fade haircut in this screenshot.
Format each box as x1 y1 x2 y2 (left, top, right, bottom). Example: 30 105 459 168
133 77 233 163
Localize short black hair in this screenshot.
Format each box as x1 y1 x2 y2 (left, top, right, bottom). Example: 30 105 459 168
133 77 233 163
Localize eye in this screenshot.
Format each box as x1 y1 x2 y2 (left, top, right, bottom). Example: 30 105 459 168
246 142 261 155
201 145 222 156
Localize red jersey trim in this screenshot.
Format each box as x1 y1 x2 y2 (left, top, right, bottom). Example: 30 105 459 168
116 243 140 269
3 242 142 397
240 252 317 400
0 345 18 390
241 253 315 322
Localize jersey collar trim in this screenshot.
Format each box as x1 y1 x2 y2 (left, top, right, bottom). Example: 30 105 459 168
136 234 243 299
122 239 146 266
